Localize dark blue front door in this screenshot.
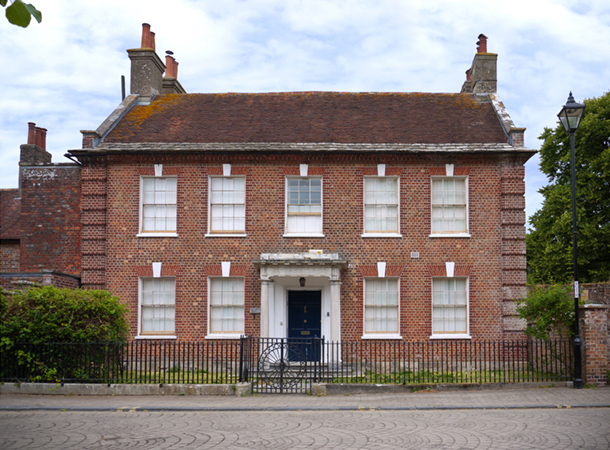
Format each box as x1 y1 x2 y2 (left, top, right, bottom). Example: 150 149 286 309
288 290 321 361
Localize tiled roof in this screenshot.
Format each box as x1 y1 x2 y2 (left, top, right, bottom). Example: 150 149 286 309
0 189 21 240
103 92 508 145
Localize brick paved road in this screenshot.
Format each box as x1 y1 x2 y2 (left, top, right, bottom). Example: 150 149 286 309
1 408 609 449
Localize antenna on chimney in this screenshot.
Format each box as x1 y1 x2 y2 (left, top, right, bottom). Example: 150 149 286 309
121 75 126 100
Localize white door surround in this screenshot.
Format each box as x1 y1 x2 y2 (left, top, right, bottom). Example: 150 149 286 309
254 252 347 342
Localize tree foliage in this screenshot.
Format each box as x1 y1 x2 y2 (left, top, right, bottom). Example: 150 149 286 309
1 0 41 27
527 91 610 284
516 285 576 340
0 286 128 344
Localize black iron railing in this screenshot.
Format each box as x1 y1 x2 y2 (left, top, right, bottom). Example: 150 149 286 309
0 340 241 384
1 338 572 389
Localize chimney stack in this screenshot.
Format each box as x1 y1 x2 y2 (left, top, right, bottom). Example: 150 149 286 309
162 50 186 94
460 34 497 94
127 23 166 101
20 122 52 165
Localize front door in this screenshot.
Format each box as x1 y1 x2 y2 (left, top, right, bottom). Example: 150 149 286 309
288 290 321 361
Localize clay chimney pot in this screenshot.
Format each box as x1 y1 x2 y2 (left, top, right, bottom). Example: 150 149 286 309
35 127 43 148
40 128 47 150
27 122 36 145
141 23 151 48
477 33 488 53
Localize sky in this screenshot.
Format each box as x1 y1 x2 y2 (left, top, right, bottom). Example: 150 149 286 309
1 0 609 224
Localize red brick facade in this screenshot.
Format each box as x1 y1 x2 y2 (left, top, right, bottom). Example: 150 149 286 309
75 150 531 341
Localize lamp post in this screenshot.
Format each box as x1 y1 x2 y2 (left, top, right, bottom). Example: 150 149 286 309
557 92 585 389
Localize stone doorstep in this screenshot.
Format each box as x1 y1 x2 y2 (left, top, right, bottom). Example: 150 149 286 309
0 381 566 397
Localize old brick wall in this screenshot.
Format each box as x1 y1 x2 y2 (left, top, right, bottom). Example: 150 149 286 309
582 282 610 383
19 164 81 275
0 271 80 290
89 150 529 342
580 304 609 386
0 243 20 272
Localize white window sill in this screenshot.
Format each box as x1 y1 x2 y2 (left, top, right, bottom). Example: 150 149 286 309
361 233 402 238
283 233 325 238
429 233 471 238
205 233 247 238
429 334 471 340
206 333 243 340
361 334 402 340
137 233 179 238
135 335 177 340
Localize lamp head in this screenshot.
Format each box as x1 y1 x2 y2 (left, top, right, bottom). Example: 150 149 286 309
558 92 585 133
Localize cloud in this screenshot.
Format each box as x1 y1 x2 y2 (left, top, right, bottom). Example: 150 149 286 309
1 0 608 224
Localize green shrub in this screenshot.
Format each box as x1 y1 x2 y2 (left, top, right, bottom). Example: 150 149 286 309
0 286 128 382
0 286 127 343
517 285 578 340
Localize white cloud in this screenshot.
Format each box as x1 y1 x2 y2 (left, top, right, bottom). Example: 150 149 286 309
1 0 608 223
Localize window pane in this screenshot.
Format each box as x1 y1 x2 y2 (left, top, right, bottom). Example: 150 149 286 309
432 278 468 333
365 178 398 233
209 177 246 233
140 278 175 334
210 278 245 333
141 177 177 232
364 278 399 334
286 177 322 233
431 177 467 233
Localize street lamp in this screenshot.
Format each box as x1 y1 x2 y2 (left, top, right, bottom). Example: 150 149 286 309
557 92 585 389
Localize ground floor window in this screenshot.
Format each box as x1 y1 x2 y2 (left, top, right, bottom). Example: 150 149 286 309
209 277 245 335
364 278 399 335
432 277 468 336
139 277 176 335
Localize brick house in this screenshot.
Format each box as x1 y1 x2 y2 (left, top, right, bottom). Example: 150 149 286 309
0 124 81 290
3 26 535 344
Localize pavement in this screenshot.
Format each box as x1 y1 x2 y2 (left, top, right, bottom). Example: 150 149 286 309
2 386 609 449
1 385 609 412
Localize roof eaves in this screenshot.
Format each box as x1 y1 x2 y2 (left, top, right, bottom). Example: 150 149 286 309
69 142 535 155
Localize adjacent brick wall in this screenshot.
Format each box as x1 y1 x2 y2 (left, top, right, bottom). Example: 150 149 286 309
0 270 80 290
90 150 529 342
582 282 610 381
580 304 609 387
0 242 20 272
19 165 81 275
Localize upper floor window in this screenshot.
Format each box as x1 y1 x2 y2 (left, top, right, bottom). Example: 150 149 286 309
285 177 323 236
431 177 468 235
364 177 399 235
432 277 469 337
140 177 177 234
139 277 176 336
209 277 245 337
364 278 400 337
208 177 245 235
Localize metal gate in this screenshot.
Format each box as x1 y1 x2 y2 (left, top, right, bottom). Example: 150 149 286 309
241 337 324 394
